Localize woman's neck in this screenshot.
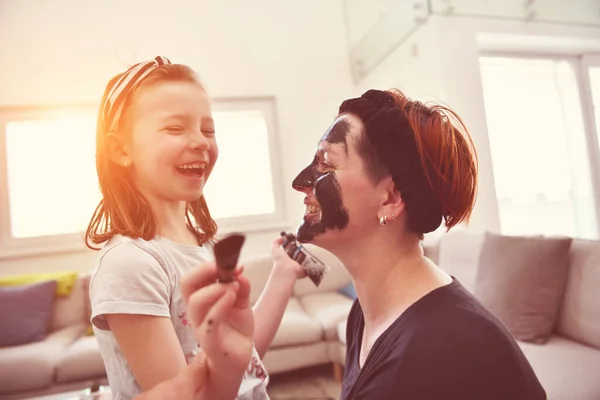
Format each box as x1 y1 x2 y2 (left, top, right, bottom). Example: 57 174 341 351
335 231 450 330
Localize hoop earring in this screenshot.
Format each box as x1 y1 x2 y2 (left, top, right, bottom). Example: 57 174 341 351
379 215 388 225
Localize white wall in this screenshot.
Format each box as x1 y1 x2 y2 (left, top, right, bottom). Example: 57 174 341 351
343 0 397 47
4 1 598 274
356 20 448 102
355 13 600 237
0 0 355 274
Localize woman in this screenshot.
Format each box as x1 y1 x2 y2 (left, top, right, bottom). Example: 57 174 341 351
140 88 547 399
290 89 545 399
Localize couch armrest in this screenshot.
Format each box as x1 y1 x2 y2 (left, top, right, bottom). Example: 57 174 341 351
292 245 352 297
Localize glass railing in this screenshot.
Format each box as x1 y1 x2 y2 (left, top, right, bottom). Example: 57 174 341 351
346 0 428 82
344 0 600 82
429 0 600 26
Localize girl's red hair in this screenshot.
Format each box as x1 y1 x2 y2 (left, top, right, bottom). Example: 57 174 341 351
85 64 218 250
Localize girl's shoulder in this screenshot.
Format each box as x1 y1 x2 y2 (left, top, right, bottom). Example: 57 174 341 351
95 234 212 274
91 236 164 276
90 235 174 284
95 235 157 264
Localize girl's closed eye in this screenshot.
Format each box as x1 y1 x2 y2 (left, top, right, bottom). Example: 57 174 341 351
165 125 185 134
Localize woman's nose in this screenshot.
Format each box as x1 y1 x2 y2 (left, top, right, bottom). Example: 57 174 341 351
292 165 316 192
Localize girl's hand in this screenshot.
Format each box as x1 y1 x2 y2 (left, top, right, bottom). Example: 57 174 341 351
271 237 307 282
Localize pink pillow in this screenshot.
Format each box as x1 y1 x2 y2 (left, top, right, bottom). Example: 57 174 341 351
475 232 572 344
0 280 57 347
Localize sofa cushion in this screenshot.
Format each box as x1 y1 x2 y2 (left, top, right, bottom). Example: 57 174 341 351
0 280 57 347
474 232 572 344
299 292 354 340
243 254 274 305
293 245 351 297
0 270 78 296
556 239 600 349
270 298 323 348
437 229 485 293
338 282 357 300
51 274 91 332
518 335 600 400
262 342 330 375
337 320 347 344
56 335 106 383
0 325 84 393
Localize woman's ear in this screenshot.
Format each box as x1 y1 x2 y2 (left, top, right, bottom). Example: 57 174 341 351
106 132 132 167
379 176 404 223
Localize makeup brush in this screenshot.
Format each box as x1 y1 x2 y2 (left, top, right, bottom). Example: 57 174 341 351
213 233 246 283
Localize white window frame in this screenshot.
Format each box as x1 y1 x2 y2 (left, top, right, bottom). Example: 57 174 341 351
0 104 99 260
579 54 600 231
0 97 287 259
209 96 287 234
478 51 600 237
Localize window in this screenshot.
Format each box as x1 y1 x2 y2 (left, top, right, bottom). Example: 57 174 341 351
0 98 284 257
5 113 100 239
205 106 277 220
479 56 599 239
206 98 285 231
588 64 600 144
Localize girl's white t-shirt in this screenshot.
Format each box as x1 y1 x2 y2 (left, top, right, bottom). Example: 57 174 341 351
89 235 269 400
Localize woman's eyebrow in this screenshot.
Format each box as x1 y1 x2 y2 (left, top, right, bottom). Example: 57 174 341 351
319 141 347 158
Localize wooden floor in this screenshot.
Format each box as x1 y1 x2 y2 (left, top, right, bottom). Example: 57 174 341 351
267 364 342 400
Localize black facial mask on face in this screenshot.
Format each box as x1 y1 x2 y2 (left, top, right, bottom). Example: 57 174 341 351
292 119 350 243
322 118 349 150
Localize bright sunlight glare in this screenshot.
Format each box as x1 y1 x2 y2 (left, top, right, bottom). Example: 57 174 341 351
6 113 100 238
6 109 276 238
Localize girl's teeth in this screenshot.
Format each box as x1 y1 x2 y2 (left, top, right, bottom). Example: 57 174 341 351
179 163 205 169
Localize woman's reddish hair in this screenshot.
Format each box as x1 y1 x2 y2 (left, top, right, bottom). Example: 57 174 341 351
387 89 478 231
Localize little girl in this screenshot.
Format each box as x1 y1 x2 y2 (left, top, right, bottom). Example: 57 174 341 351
86 56 304 400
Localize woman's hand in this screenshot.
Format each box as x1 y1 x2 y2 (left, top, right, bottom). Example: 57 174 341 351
133 263 253 400
133 352 209 400
181 263 254 386
136 262 254 400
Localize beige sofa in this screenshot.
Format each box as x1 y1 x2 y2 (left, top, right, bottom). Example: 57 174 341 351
0 244 354 399
333 230 600 400
0 275 108 400
245 244 354 379
7 230 595 400
434 231 600 400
